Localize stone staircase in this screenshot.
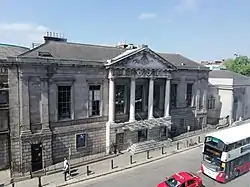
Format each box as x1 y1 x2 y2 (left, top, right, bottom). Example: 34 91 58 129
127 139 172 155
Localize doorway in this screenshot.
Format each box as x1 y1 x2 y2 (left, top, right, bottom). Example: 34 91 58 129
116 133 124 151
31 144 43 172
138 129 148 142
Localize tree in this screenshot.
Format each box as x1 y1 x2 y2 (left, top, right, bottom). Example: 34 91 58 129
224 55 250 76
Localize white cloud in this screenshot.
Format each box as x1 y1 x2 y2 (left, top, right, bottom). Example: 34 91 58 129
138 13 157 20
0 23 51 48
175 0 199 12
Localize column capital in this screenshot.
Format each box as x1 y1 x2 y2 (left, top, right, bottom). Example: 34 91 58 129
108 69 115 79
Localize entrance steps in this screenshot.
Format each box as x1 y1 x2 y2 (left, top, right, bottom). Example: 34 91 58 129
127 139 172 155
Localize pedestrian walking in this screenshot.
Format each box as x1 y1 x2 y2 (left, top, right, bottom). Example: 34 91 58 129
63 158 69 181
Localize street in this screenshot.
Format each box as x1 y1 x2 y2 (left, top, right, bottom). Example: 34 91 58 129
72 146 250 187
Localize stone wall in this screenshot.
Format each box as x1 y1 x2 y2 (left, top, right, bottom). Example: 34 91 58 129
170 107 199 135
52 122 106 164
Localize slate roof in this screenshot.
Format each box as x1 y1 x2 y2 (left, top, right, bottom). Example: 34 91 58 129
0 43 29 60
209 70 250 80
18 40 206 69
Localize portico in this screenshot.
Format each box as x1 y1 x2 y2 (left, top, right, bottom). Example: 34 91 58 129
105 47 176 153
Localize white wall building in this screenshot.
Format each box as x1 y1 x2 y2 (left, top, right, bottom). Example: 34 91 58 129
207 70 250 125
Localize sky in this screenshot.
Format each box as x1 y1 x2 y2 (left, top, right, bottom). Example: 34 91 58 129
0 0 250 61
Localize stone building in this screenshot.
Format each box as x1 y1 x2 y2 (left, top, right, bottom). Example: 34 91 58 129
0 43 29 170
4 35 209 175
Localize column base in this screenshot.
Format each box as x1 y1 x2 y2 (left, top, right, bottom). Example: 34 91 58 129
129 119 135 123
148 116 154 120
164 115 171 120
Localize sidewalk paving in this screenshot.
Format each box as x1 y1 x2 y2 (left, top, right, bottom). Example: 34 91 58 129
2 128 215 187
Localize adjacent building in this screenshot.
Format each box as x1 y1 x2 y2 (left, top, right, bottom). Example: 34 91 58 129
201 60 226 70
207 70 250 125
0 43 29 170
3 35 210 175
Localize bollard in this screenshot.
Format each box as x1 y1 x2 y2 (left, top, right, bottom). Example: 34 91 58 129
38 176 42 187
161 147 165 155
198 136 201 143
177 142 180 150
186 140 189 147
130 155 133 164
86 165 90 176
146 150 150 159
111 159 114 170
10 178 14 187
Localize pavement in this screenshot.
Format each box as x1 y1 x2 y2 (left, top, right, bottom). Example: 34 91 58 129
72 146 250 187
0 128 221 187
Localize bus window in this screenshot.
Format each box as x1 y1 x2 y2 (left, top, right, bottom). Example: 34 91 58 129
205 136 225 150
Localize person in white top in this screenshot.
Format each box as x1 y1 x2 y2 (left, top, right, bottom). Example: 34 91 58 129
63 158 69 181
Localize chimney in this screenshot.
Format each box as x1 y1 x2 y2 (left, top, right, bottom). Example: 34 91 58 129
141 44 148 48
116 41 128 49
44 32 67 43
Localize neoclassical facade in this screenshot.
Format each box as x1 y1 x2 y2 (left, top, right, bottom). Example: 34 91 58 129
5 36 209 175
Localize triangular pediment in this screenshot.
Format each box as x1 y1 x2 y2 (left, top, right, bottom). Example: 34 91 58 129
106 48 176 70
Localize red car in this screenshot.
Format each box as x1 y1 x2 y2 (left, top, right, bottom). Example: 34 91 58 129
157 171 204 187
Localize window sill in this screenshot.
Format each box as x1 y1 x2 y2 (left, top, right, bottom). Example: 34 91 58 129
57 117 73 122
76 146 87 150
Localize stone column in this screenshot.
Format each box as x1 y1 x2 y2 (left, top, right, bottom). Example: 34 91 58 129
203 86 208 112
164 79 170 117
19 75 31 133
106 69 115 154
108 75 115 123
40 78 50 132
129 78 136 122
192 81 197 107
148 78 154 119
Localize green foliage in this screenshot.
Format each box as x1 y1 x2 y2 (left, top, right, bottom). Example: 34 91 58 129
224 55 250 76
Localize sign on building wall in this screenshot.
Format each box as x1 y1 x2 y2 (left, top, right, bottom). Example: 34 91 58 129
76 134 87 149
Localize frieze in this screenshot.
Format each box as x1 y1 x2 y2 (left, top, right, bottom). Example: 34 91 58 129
112 68 171 78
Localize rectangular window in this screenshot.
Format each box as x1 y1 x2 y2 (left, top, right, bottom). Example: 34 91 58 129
115 85 125 114
0 82 8 89
89 85 101 116
170 84 177 108
135 85 143 112
0 110 8 131
58 86 71 120
0 90 8 105
186 83 193 107
207 96 216 109
76 134 87 148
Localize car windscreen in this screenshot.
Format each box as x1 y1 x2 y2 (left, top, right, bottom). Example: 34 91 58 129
165 177 181 187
